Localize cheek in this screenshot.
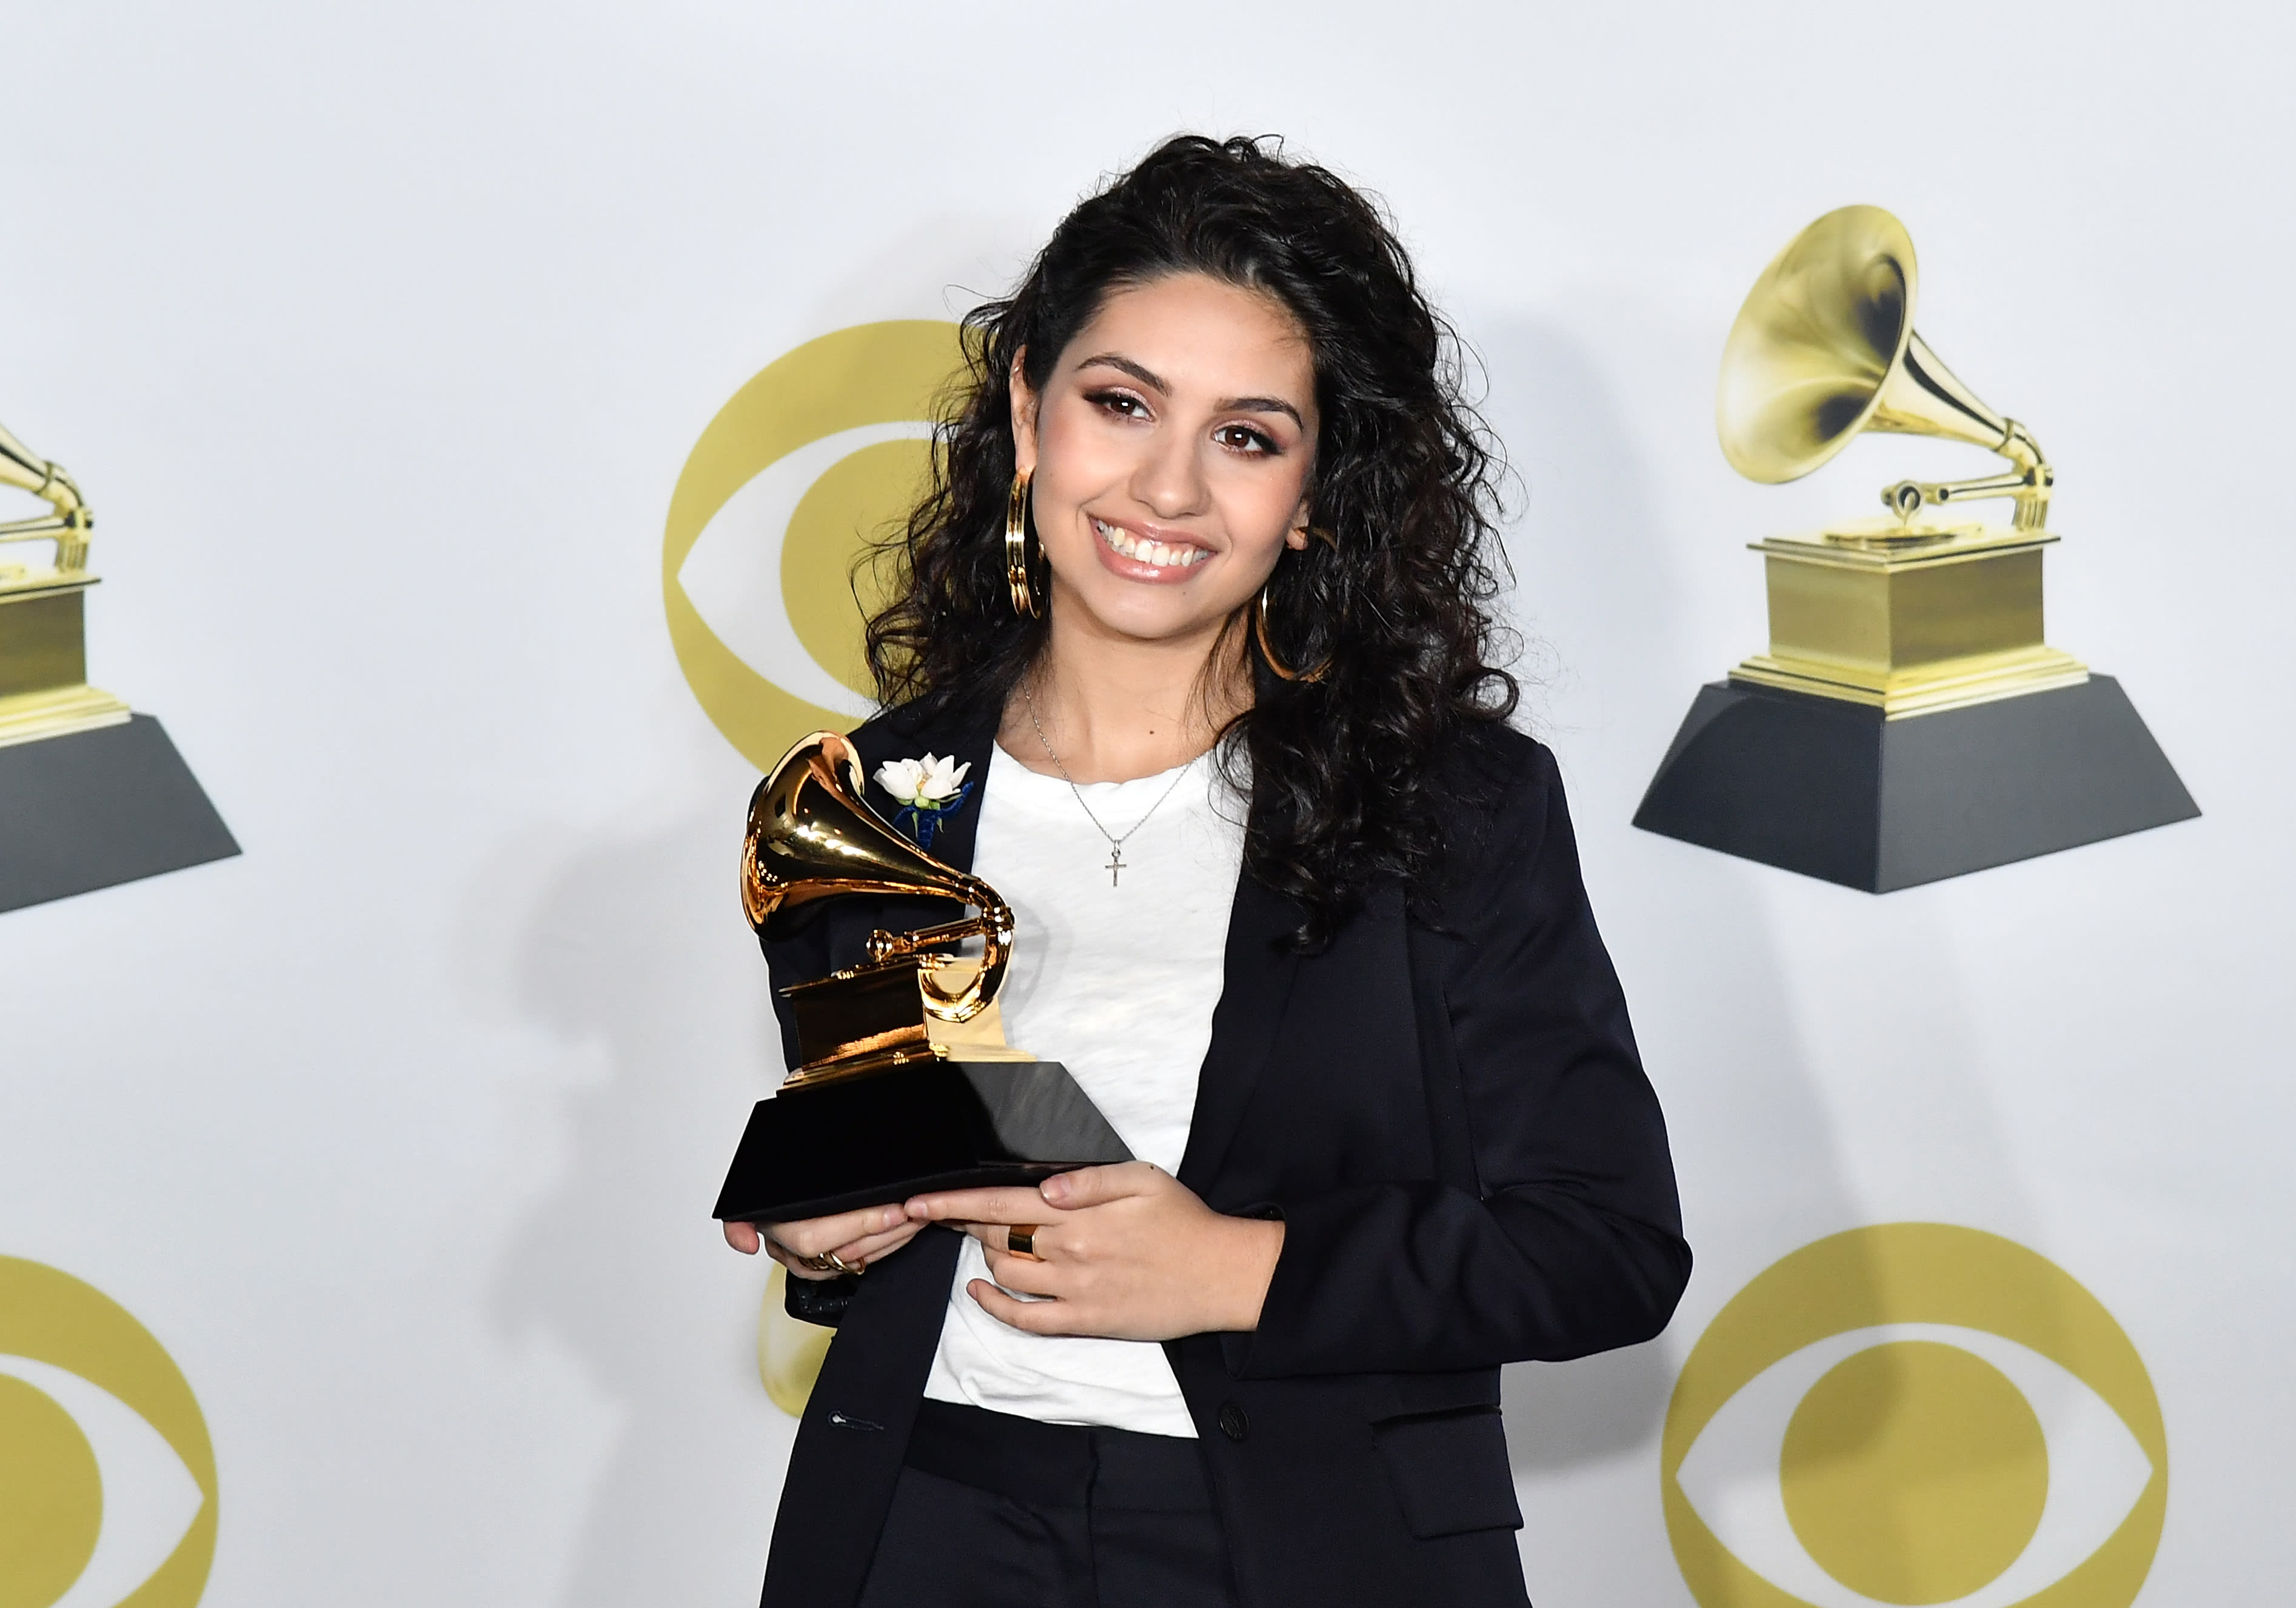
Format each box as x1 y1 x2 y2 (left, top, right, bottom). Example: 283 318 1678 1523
1212 459 1313 553
1033 407 1131 507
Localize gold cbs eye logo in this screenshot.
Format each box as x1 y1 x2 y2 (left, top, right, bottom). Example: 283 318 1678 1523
1664 1223 2164 1608
663 321 965 769
0 1256 217 1608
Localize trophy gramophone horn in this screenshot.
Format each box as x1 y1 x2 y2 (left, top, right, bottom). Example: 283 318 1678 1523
1717 204 2053 532
741 730 1012 1023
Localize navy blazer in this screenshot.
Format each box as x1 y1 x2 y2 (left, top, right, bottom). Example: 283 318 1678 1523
753 700 1689 1608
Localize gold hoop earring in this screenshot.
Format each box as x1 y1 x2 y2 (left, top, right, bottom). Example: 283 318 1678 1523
1005 467 1046 619
1254 584 1331 684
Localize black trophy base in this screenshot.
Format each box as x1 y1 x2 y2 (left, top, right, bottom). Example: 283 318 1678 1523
0 715 239 915
1632 674 2198 892
714 1058 1133 1224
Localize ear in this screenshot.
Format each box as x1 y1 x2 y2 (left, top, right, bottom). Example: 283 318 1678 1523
1284 495 1314 551
1008 349 1040 476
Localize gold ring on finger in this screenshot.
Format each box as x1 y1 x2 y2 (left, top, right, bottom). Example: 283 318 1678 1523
1006 1224 1042 1261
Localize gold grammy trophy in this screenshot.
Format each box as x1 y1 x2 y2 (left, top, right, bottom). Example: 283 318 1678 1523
1633 205 2195 890
1716 205 2084 717
0 417 238 914
713 731 1128 1226
0 421 130 746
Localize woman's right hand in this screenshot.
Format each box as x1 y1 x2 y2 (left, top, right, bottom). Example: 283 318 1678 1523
723 1204 923 1278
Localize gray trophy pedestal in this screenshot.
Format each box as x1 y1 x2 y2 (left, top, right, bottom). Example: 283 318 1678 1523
0 715 239 913
1632 675 2197 892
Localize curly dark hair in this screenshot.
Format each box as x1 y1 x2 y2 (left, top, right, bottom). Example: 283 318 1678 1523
864 133 1518 949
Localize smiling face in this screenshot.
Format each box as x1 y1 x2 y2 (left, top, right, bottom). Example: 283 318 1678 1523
1011 272 1319 662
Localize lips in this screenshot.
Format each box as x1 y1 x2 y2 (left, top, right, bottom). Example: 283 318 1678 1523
1093 516 1209 570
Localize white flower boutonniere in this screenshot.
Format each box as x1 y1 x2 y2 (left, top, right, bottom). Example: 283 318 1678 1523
872 752 974 849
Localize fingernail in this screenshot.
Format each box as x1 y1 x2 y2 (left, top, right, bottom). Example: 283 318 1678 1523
1040 1175 1071 1205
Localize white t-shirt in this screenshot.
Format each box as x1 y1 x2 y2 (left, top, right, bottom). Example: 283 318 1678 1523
920 743 1245 1438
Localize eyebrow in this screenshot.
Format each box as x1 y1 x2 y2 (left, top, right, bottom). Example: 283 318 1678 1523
1074 352 1306 430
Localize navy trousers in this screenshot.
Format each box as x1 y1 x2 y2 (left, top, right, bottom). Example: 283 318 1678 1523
853 1400 1239 1608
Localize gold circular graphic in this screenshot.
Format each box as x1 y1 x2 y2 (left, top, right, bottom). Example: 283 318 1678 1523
783 438 929 701
663 321 963 771
1782 1341 2047 1604
0 1373 102 1608
0 1255 216 1608
757 1264 834 1419
1663 1223 2165 1608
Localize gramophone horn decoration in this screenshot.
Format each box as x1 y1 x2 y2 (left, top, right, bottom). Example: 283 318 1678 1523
1634 206 2196 891
0 418 237 913
714 731 1129 1226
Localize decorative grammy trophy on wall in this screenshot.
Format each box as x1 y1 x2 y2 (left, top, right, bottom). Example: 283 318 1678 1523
1633 207 2197 890
1 418 236 913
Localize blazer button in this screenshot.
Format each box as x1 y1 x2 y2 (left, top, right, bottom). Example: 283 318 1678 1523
1217 1402 1249 1442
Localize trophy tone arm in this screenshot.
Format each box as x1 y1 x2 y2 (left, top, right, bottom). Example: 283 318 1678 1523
0 420 94 573
865 878 1015 1023
1881 418 2054 532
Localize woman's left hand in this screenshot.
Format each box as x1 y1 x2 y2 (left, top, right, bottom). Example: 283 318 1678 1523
904 1162 1285 1341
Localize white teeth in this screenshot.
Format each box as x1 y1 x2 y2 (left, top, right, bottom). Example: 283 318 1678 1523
1094 518 1202 569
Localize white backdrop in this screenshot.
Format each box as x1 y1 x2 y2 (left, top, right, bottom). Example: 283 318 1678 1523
4 2 2291 1604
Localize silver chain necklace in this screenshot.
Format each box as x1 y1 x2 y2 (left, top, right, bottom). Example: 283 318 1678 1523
1022 685 1199 887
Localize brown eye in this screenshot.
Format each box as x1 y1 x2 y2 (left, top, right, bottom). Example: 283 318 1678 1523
1086 390 1148 418
1216 424 1276 453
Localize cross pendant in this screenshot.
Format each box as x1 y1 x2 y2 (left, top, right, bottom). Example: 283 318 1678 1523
1106 842 1125 886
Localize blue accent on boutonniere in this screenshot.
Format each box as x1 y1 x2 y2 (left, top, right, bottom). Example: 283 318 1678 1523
890 781 972 851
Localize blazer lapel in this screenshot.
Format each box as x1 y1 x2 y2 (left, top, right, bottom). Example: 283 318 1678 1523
848 702 1000 875
1177 873 1302 1198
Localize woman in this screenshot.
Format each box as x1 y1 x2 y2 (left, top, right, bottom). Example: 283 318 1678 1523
722 135 1689 1608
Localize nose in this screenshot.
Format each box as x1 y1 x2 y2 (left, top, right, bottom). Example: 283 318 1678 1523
1128 420 1211 521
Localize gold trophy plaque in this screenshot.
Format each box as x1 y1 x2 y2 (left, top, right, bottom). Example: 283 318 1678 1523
713 732 1129 1225
1633 206 2196 890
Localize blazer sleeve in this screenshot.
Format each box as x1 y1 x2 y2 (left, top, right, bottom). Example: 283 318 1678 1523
755 904 873 1325
1231 739 1690 1377
758 915 828 1079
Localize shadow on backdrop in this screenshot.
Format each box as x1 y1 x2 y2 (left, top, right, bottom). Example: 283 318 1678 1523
1473 315 2044 1608
487 792 791 1608
1473 313 1859 1470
